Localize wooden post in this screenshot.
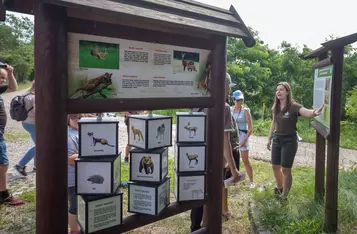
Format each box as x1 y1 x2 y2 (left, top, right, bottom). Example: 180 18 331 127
205 36 227 234
315 131 326 201
34 3 68 234
324 47 344 233
314 53 328 202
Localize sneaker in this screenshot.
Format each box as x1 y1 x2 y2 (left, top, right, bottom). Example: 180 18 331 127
249 182 256 189
0 195 25 206
273 186 283 195
14 164 27 176
124 157 129 163
224 172 246 188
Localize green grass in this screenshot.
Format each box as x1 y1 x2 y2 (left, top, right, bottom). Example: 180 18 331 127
4 131 30 142
252 162 357 234
79 40 119 69
153 109 190 124
3 159 356 234
17 81 32 91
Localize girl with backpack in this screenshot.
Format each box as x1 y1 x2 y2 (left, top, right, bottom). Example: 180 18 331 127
14 81 36 176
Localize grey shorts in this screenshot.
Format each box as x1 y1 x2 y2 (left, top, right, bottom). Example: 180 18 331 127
68 186 77 215
271 134 298 168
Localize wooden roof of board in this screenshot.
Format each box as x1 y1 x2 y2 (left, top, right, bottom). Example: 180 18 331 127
2 0 255 47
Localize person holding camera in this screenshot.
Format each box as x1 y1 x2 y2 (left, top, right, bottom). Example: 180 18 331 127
0 61 23 206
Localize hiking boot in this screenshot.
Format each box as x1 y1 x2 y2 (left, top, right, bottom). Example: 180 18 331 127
0 195 25 206
273 186 283 195
14 164 27 176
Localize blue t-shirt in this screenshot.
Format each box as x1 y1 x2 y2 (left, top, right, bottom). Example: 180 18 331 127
67 127 79 187
232 107 250 131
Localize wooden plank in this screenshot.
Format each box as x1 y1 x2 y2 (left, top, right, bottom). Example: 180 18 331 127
315 132 326 201
229 5 255 47
3 0 35 15
0 8 5 22
67 97 215 114
175 0 231 14
45 0 249 38
67 17 214 50
92 201 207 234
205 36 227 234
312 57 332 70
114 0 239 25
66 9 212 40
310 121 330 140
324 47 344 233
322 32 357 50
34 2 68 234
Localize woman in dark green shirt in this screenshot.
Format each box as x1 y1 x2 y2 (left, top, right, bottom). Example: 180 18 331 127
267 82 324 200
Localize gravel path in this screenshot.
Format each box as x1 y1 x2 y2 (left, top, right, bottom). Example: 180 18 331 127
2 90 357 195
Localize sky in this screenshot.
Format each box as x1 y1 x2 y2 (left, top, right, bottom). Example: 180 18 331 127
8 0 357 50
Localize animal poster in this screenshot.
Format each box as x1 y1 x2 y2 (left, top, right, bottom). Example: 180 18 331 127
177 116 205 142
173 50 200 74
157 178 170 214
87 195 122 233
147 118 172 149
177 145 205 172
130 152 161 182
77 196 86 231
129 185 156 215
80 122 118 157
313 65 332 129
77 161 111 194
79 40 120 70
128 118 146 149
177 175 205 201
68 33 211 99
161 148 168 180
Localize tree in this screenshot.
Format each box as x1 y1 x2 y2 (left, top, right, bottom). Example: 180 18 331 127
0 13 34 82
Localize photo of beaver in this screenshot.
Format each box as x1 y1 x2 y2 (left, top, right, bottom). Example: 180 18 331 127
139 156 154 174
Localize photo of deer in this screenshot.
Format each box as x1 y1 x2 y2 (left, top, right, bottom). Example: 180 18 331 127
177 116 205 142
79 40 120 69
173 50 199 74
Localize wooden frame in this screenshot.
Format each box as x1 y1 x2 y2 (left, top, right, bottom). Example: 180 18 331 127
303 32 357 233
2 1 255 234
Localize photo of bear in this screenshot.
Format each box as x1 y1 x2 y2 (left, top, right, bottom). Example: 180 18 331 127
139 156 154 174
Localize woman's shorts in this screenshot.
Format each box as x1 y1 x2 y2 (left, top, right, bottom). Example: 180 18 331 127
271 134 298 168
239 131 249 151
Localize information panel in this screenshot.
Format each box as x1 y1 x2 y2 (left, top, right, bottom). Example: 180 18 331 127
313 65 333 128
68 33 211 99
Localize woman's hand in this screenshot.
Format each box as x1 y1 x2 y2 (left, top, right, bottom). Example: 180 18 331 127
314 104 325 116
239 139 247 148
267 138 272 151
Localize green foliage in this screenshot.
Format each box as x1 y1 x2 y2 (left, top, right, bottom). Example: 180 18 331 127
153 109 190 124
0 13 34 83
345 86 357 119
